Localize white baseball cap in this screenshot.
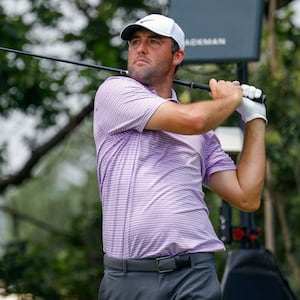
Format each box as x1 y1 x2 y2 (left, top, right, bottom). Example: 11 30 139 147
120 14 185 50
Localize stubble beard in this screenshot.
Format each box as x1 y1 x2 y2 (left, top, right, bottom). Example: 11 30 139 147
127 65 159 87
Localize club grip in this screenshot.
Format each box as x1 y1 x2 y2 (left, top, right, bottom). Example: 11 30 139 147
173 80 267 104
253 93 266 104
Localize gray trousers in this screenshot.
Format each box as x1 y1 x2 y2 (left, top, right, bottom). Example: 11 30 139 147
98 253 222 300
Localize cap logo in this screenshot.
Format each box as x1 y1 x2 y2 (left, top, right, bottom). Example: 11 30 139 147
139 18 156 24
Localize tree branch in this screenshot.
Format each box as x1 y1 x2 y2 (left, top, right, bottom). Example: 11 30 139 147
0 99 94 194
0 204 78 241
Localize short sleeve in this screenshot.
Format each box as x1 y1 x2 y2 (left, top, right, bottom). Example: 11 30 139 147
203 131 236 186
94 76 168 134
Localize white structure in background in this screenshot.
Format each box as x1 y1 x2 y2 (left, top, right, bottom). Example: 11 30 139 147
0 290 18 300
215 126 243 153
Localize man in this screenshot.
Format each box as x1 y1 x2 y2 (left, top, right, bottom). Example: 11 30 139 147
93 14 267 300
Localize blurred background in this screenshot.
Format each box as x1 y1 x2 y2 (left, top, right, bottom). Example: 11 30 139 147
0 0 300 299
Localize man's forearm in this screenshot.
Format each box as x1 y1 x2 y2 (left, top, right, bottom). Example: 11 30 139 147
236 119 266 202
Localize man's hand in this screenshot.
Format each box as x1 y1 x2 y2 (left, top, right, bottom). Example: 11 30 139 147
236 84 267 123
209 78 243 107
241 84 263 100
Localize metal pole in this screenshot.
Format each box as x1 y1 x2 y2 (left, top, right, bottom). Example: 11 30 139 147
237 61 260 249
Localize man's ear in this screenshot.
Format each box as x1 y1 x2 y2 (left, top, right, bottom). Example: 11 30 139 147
173 50 184 66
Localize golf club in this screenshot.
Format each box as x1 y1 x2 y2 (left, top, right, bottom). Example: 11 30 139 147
0 46 266 103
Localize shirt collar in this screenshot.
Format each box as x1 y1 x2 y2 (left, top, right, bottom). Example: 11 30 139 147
150 88 179 103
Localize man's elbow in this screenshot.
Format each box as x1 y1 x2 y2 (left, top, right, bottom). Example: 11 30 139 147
185 113 210 134
239 197 262 212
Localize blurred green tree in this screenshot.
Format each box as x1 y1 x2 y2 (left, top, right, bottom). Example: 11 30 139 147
0 0 300 299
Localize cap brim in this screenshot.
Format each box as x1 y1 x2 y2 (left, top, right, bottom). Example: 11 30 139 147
120 24 147 41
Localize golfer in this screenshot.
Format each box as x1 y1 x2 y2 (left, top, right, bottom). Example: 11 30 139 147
93 14 267 300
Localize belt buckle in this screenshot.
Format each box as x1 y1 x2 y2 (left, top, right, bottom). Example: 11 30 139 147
156 256 175 274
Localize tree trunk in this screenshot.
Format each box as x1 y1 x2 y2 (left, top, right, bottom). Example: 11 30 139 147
265 161 300 287
265 0 300 287
264 160 275 253
267 0 278 72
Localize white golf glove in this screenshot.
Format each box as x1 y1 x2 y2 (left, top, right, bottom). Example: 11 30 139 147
236 84 267 124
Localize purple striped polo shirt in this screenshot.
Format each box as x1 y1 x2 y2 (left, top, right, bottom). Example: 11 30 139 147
93 76 236 259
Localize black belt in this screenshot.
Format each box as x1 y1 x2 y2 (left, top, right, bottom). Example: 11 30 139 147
104 252 214 274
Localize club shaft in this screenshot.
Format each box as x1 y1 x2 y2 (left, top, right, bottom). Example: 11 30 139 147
0 46 266 103
0 46 128 75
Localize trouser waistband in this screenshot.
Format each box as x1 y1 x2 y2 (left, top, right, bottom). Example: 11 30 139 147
104 252 214 274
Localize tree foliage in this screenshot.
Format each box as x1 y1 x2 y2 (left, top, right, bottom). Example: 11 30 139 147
0 0 300 299
0 202 102 299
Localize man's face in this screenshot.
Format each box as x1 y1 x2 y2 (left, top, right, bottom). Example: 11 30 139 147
127 29 176 87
